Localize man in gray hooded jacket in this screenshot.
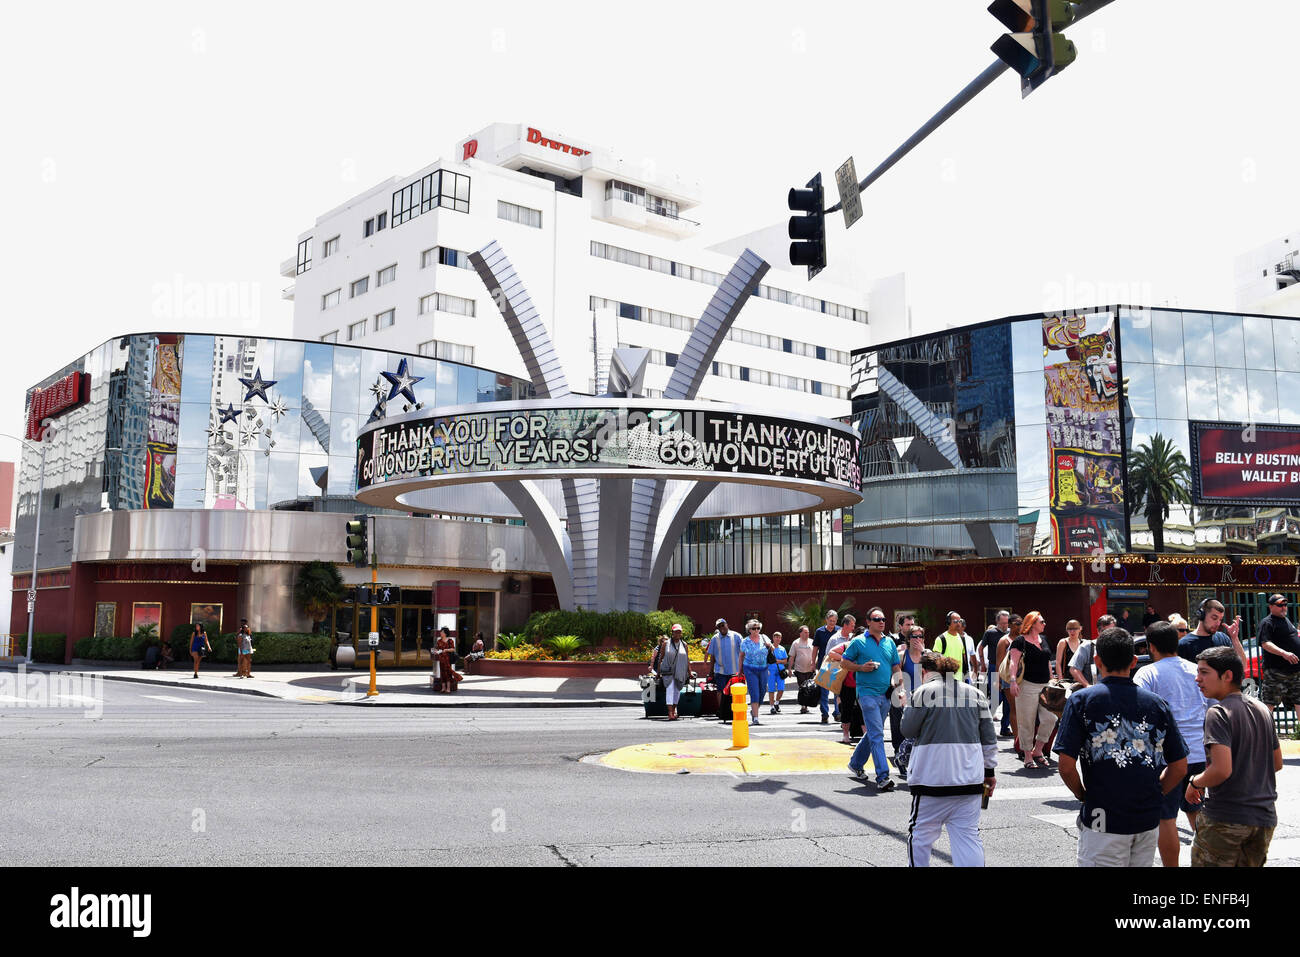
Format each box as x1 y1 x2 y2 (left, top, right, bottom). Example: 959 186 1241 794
900 650 998 866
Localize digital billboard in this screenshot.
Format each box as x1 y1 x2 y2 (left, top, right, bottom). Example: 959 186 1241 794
1190 421 1300 507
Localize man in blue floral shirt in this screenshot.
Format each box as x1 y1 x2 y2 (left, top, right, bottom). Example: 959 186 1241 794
1054 627 1188 867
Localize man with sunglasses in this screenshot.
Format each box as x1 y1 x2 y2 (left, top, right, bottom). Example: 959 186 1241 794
840 607 903 792
1258 594 1300 715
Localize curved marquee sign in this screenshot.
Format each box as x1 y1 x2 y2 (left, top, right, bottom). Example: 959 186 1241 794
356 399 862 513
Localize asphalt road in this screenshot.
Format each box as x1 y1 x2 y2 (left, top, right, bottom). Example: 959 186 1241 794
3 680 1298 867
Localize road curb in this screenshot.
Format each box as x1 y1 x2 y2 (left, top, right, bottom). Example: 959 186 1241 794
334 697 640 708
0 663 288 700
0 662 644 707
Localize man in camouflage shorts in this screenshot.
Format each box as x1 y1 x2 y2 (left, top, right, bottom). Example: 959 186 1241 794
1258 594 1300 712
1190 818 1275 867
1186 647 1282 867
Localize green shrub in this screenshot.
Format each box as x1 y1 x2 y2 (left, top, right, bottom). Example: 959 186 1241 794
71 631 329 665
171 623 198 645
30 633 68 663
523 608 696 645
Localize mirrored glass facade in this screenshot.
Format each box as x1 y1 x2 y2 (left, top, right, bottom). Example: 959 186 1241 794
851 323 1018 562
851 307 1300 562
1121 308 1300 555
15 333 532 572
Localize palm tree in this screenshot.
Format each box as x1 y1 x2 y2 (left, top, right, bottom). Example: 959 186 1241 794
779 592 856 635
294 561 346 634
1126 433 1191 553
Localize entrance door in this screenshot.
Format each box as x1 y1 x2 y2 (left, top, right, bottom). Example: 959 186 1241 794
398 607 431 666
457 591 497 654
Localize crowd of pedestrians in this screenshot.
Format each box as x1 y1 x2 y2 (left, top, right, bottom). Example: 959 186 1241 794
695 595 1291 868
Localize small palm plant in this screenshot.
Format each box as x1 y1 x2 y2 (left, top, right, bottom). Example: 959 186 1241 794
779 593 855 634
133 622 160 643
545 635 587 661
497 632 528 660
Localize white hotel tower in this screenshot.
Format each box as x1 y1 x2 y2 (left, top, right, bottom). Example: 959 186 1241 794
284 122 887 419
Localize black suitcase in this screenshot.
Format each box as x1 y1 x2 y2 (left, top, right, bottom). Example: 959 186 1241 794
642 678 668 718
142 646 160 670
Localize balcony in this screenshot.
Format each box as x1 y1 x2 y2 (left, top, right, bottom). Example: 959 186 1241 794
279 257 297 279
281 284 295 301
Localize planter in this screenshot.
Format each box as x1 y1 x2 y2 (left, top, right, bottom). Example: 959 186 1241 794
474 658 709 680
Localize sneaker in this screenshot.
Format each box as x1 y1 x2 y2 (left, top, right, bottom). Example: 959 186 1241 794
774 704 781 714
769 706 778 715
751 718 761 726
877 778 896 792
848 764 867 780
821 714 829 725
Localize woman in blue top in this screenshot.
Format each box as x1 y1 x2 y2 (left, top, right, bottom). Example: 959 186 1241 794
189 624 212 679
740 620 772 725
890 627 926 765
767 631 789 715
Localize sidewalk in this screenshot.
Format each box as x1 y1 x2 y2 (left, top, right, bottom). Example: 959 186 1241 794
0 659 644 707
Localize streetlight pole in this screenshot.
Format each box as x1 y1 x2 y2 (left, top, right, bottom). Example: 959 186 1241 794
25 419 56 662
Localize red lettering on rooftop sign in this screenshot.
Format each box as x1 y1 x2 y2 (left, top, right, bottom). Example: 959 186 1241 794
462 139 478 161
526 127 590 158
25 372 90 441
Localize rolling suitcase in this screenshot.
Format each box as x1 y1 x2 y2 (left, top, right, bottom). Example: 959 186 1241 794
640 675 668 718
142 646 160 670
677 677 702 717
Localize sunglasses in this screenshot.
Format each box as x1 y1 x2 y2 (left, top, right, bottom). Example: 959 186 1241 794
869 617 886 623
1272 602 1288 607
1177 627 1190 633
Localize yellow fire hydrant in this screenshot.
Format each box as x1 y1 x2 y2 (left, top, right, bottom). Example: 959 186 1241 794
730 680 749 749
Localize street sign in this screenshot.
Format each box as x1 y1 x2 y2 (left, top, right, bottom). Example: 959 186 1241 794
835 157 862 229
26 588 36 603
368 632 379 647
26 601 34 614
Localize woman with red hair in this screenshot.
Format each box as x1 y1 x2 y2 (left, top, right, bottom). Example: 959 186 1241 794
1007 611 1057 770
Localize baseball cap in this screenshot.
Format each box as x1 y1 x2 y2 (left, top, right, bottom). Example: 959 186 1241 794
671 623 683 632
715 618 727 627
1269 594 1288 605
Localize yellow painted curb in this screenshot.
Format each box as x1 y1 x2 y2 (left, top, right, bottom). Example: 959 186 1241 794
1281 738 1300 756
598 737 878 775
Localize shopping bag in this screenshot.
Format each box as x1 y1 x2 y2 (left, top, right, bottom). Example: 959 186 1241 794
815 655 847 695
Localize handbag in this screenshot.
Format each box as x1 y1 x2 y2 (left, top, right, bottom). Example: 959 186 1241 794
997 644 1024 683
1039 679 1068 715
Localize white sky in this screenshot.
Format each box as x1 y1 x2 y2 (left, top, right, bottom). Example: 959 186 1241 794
1 0 1297 449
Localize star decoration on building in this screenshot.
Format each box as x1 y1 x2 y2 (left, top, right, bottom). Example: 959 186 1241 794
238 368 278 403
381 358 424 404
239 423 258 446
368 377 389 405
206 422 222 444
218 403 242 426
268 394 288 422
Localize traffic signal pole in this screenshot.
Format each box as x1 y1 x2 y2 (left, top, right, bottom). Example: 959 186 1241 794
824 0 1114 217
368 515 378 698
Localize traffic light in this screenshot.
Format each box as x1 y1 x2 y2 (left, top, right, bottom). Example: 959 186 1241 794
787 173 826 281
989 0 1078 97
355 584 372 606
345 514 369 568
